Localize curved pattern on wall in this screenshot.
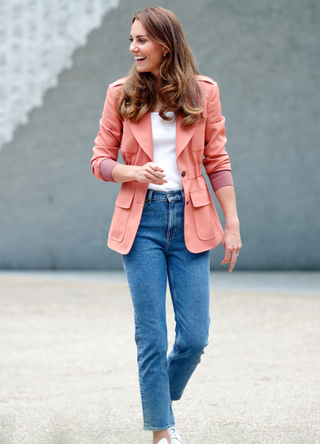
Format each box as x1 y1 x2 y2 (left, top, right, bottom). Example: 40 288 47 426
0 0 119 152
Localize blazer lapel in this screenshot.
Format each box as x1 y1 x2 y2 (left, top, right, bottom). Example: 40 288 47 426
128 113 153 160
175 113 199 158
127 112 199 161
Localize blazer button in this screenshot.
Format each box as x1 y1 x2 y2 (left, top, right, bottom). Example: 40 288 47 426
181 171 186 177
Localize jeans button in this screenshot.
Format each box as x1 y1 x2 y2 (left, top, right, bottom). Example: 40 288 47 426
168 193 172 198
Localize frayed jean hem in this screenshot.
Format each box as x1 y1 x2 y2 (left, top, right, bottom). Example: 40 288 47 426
143 420 175 431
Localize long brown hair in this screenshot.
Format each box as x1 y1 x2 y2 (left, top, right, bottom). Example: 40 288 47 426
116 6 204 127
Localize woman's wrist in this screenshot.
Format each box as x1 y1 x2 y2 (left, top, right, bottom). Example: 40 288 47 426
128 165 141 182
112 164 139 183
225 217 240 229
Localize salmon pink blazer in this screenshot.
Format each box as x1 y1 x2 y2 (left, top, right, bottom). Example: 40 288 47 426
91 75 231 254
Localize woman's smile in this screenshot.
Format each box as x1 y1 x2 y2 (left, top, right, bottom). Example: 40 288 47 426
134 56 147 63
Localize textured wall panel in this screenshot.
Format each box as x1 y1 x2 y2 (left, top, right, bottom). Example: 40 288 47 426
0 0 319 270
0 0 119 150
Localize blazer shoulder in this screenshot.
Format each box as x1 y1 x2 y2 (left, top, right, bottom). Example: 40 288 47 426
110 76 130 88
194 74 217 86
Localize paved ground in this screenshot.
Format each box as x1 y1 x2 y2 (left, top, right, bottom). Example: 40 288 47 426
0 271 319 444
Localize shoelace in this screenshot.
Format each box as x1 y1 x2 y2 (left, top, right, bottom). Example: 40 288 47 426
167 424 182 443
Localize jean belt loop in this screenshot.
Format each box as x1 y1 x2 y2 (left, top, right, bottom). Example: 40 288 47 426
147 189 153 205
180 189 185 204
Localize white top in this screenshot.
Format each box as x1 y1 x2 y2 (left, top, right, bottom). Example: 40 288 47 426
148 112 183 192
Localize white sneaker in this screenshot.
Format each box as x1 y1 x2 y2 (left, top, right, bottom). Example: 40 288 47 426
168 424 183 444
157 439 169 444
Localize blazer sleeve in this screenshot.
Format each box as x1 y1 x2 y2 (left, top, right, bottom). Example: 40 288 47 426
202 81 231 176
91 84 123 181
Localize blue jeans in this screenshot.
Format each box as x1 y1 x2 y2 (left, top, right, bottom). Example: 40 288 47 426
122 189 210 431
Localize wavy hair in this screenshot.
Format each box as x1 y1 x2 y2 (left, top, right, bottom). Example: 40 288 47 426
116 6 204 127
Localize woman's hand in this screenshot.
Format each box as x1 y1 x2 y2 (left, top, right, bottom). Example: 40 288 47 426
221 222 242 272
112 162 167 185
134 162 167 185
214 186 242 273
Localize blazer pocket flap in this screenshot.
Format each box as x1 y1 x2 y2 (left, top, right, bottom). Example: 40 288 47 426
115 191 134 209
190 189 210 207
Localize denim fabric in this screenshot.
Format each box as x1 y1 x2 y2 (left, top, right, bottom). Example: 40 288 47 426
122 189 210 431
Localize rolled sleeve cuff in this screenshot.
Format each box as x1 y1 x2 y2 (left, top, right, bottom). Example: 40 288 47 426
99 158 119 183
209 170 234 192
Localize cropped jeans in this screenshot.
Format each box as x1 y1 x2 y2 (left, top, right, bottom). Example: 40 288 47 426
122 189 210 431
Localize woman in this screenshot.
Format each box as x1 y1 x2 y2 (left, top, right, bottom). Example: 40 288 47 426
91 6 241 444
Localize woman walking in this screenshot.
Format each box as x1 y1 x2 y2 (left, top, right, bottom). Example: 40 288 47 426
91 7 241 443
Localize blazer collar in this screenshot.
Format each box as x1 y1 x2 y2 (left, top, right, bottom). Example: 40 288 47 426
175 113 199 159
127 112 199 160
128 113 153 160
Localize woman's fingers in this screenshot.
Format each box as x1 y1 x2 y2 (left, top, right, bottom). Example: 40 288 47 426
221 227 242 273
148 162 163 172
137 162 167 184
221 245 240 272
229 248 238 272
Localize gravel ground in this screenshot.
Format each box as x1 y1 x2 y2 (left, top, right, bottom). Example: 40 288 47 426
0 273 319 444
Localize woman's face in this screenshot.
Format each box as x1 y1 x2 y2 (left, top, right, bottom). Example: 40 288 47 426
129 20 167 78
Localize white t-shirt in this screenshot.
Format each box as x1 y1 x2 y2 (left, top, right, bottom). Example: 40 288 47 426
148 112 183 192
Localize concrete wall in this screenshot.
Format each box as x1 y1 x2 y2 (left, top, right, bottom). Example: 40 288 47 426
0 0 319 270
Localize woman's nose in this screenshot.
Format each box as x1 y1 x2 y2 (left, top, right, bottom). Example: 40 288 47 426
130 42 138 53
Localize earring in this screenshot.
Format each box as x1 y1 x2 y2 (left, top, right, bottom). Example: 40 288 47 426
163 53 167 57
